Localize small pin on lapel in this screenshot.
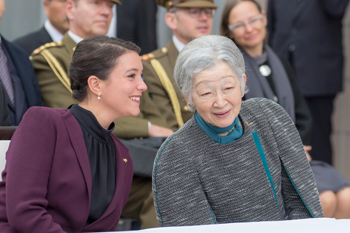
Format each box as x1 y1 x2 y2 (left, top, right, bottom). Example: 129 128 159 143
123 158 127 163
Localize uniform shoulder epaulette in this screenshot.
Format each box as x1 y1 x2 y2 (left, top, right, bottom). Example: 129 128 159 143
141 53 154 61
30 40 71 94
141 46 168 62
31 40 63 55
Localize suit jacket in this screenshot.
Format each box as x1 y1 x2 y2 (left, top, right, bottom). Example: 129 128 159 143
267 0 349 96
1 36 43 125
0 83 10 126
142 40 193 131
13 26 52 56
117 0 157 54
0 107 133 233
31 33 167 138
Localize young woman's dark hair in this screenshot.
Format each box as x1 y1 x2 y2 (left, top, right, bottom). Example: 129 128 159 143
220 0 262 37
69 35 141 101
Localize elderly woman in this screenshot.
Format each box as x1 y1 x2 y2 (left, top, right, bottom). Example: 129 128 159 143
0 36 145 232
152 35 323 226
220 0 350 219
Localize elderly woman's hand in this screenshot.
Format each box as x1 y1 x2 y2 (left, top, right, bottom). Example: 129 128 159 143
149 124 174 137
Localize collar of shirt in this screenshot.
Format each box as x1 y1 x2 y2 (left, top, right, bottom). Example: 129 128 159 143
172 35 186 52
68 30 84 44
44 20 64 42
106 4 117 38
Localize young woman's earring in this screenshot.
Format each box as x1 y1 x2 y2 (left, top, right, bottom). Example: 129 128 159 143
98 93 101 100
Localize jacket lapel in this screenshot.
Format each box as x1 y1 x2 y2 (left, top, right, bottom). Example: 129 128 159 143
291 0 313 24
1 36 32 107
38 27 53 46
167 40 179 72
242 50 275 100
62 33 77 59
84 137 133 230
62 110 92 200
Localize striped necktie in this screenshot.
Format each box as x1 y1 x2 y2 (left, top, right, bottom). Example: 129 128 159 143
0 46 14 105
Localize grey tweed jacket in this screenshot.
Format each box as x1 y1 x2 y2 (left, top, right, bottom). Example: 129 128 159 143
152 98 323 227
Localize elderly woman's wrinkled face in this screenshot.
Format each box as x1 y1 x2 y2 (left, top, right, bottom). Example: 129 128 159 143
189 62 245 128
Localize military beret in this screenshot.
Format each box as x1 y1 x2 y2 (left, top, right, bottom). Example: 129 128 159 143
156 0 217 11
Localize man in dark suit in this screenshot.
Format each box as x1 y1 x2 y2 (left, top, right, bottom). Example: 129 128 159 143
116 0 158 54
0 0 43 126
267 0 349 165
0 83 10 126
13 0 69 56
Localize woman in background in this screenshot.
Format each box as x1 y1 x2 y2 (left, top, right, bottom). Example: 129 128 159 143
220 0 350 219
0 36 146 232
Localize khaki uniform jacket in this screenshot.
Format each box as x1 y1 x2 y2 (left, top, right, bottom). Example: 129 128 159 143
31 33 167 139
142 40 193 131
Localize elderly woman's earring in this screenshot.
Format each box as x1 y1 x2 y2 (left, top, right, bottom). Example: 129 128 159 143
187 103 196 111
98 93 101 100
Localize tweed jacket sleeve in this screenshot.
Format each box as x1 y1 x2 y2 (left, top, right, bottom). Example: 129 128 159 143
257 99 323 218
152 134 216 227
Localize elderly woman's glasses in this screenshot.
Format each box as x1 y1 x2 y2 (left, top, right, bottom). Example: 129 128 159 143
184 8 216 18
196 77 238 101
228 14 264 33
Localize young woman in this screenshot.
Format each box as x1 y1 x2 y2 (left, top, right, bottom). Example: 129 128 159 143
0 36 146 232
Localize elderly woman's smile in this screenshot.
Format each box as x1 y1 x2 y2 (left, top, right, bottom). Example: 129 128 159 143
190 62 245 128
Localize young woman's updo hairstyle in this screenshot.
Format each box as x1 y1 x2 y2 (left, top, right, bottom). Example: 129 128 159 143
69 35 141 102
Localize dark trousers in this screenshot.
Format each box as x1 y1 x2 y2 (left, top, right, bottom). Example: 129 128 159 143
304 95 336 165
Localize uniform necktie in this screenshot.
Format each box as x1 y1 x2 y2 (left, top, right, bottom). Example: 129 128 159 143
0 46 14 105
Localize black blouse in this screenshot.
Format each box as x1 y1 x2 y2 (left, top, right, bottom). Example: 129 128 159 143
69 104 116 225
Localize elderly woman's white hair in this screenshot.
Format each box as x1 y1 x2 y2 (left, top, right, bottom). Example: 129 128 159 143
174 35 247 105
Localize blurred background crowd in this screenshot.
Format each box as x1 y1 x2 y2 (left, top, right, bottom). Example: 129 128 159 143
2 0 349 184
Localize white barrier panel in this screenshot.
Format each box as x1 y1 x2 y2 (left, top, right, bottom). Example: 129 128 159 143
0 140 10 176
94 218 350 233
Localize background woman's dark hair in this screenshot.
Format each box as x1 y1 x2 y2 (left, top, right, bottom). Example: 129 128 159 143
69 35 141 101
219 0 262 38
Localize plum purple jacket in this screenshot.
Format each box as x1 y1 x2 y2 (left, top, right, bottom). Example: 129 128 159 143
0 107 133 233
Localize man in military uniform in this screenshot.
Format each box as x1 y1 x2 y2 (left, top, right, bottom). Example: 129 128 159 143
31 0 173 229
30 0 172 138
142 0 217 131
13 0 69 56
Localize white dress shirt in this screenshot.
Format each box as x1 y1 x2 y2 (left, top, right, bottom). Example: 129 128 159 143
44 20 64 42
172 35 186 52
68 30 84 44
